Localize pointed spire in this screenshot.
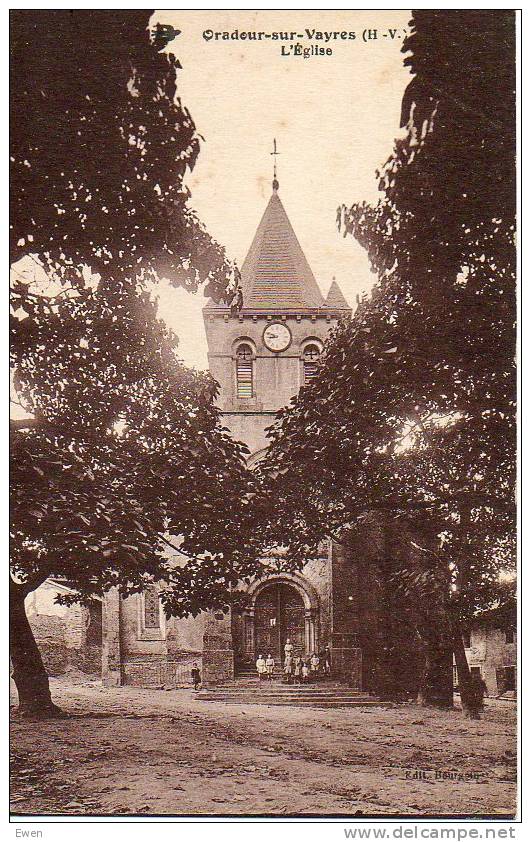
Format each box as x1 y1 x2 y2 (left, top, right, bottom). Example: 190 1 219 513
203 148 352 315
240 190 325 310
271 138 280 192
324 279 350 311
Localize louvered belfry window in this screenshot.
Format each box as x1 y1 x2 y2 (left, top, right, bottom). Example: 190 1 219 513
236 344 253 399
303 344 321 384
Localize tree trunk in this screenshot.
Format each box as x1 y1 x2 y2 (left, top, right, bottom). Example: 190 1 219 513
10 580 63 718
416 636 454 708
449 507 482 718
416 647 430 706
453 623 481 719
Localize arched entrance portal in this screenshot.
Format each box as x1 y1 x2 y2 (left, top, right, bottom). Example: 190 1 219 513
255 583 306 661
234 574 320 669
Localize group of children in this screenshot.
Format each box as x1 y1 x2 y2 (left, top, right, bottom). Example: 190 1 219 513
192 641 333 691
255 640 331 683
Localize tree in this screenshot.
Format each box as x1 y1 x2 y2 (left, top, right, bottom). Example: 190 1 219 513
11 284 261 716
10 11 259 716
257 11 516 716
10 9 228 300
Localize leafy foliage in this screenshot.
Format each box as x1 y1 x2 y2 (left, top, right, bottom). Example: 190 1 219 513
10 9 229 300
10 10 260 617
11 285 262 612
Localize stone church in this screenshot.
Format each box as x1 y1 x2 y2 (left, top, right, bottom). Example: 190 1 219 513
102 173 402 692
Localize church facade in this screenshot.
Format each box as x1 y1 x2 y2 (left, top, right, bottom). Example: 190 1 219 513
101 177 372 690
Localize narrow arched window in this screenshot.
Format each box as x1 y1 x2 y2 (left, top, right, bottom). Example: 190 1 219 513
144 585 160 629
303 343 321 384
236 343 253 398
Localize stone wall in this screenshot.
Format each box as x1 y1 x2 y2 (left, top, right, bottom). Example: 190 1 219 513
122 653 203 688
202 611 234 687
303 551 331 651
108 592 207 688
25 580 102 676
28 614 70 676
325 541 362 687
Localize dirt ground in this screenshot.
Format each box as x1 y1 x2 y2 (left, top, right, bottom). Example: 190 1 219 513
10 676 517 818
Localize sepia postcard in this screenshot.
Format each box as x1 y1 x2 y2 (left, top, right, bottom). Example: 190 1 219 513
9 6 519 829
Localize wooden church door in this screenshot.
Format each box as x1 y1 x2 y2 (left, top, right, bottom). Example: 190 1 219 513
254 584 305 661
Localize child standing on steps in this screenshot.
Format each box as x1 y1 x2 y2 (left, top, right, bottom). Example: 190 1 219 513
284 655 293 684
310 652 320 679
256 654 266 681
266 653 275 681
293 656 302 683
301 659 310 683
191 662 201 691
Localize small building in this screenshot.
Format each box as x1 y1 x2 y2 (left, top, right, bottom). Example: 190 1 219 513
454 600 517 696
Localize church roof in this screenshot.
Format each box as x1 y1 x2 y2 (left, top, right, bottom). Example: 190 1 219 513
324 279 351 311
239 187 325 310
203 182 351 315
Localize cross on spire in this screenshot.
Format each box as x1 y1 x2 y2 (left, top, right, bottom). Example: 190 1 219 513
270 138 280 191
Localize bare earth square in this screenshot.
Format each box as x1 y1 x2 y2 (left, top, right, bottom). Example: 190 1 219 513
10 678 516 818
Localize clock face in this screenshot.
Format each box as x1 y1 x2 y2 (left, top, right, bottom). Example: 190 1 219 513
263 322 292 352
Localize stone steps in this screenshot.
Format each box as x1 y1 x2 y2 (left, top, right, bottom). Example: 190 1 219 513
236 671 331 681
236 669 284 677
196 694 381 708
196 680 381 708
210 678 348 693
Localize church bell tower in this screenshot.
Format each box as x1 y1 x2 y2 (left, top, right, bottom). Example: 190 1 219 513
201 148 357 682
203 143 351 462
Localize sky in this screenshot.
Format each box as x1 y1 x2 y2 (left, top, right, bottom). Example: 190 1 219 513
151 10 412 370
